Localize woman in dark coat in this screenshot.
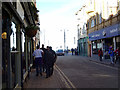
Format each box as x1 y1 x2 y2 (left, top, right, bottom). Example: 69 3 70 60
98 48 103 61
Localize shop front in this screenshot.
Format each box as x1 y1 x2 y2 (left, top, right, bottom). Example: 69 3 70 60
2 3 25 88
88 23 120 58
78 37 88 56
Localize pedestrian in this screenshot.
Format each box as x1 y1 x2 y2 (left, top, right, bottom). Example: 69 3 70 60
44 46 53 78
75 48 78 55
33 45 44 76
98 48 103 61
114 47 120 64
71 48 74 55
109 47 114 66
49 46 57 76
41 44 46 72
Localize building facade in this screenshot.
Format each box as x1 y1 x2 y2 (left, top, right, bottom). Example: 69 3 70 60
86 0 120 58
2 1 40 89
75 5 88 56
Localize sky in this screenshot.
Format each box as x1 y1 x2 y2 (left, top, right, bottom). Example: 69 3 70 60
36 0 87 50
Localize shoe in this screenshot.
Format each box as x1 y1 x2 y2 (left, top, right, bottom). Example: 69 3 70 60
36 74 38 76
40 73 42 76
46 75 49 78
112 64 114 66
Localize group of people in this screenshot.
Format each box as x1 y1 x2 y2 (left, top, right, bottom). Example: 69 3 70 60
98 47 120 65
71 48 78 55
33 44 57 78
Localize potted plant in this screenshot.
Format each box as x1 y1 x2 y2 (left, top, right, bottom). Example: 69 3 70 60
25 25 39 37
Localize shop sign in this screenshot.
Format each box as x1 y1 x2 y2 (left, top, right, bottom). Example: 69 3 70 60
89 24 120 41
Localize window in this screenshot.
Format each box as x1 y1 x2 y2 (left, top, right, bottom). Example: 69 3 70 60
87 22 89 29
10 22 16 50
99 13 102 24
91 19 94 27
94 18 96 26
97 43 102 49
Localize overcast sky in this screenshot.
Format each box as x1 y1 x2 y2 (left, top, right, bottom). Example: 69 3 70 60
36 0 86 50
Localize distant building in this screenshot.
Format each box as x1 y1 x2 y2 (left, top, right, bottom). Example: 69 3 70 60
75 0 120 58
86 0 120 58
75 5 88 56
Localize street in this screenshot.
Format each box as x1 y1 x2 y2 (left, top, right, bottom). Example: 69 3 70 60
25 55 119 88
56 55 118 88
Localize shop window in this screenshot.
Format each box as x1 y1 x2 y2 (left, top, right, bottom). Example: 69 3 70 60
10 22 16 87
21 32 26 74
97 43 102 49
10 22 16 50
92 42 98 54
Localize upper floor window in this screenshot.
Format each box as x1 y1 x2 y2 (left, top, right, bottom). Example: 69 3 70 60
99 13 102 24
94 18 96 26
91 19 94 27
87 22 89 29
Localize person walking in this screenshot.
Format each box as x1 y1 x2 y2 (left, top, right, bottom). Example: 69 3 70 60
49 46 57 76
41 44 46 72
109 47 114 66
71 48 74 55
44 46 53 78
114 47 120 64
98 48 103 61
33 45 44 76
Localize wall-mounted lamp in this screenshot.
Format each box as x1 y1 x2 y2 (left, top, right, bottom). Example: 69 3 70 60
1 32 7 39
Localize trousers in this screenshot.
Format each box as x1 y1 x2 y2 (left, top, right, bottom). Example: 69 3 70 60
35 57 42 75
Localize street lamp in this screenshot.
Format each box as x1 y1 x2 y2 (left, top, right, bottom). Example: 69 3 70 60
60 29 69 51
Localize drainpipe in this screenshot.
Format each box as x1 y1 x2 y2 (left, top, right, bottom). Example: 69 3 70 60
25 35 28 77
20 29 23 88
15 25 21 87
0 1 2 89
113 37 116 51
7 19 12 88
30 38 33 67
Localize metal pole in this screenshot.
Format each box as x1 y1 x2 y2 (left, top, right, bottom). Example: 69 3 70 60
16 25 21 87
0 1 2 89
7 19 12 88
64 29 65 51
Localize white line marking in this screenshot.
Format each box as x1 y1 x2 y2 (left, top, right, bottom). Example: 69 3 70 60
55 64 76 88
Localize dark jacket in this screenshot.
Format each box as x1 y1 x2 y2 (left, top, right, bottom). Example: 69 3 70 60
50 49 57 64
44 50 54 66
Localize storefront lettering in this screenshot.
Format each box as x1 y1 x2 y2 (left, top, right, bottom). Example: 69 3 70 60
91 34 100 38
118 27 120 31
102 30 106 36
89 24 119 41
110 28 117 33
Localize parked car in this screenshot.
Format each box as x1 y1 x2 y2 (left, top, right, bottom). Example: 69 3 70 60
56 49 64 56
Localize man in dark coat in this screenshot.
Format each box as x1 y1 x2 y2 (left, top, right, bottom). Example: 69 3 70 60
41 44 46 72
44 46 53 78
49 46 57 76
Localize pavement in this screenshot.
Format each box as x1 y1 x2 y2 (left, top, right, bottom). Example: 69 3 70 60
85 55 120 68
66 53 120 68
23 53 119 89
23 65 69 88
